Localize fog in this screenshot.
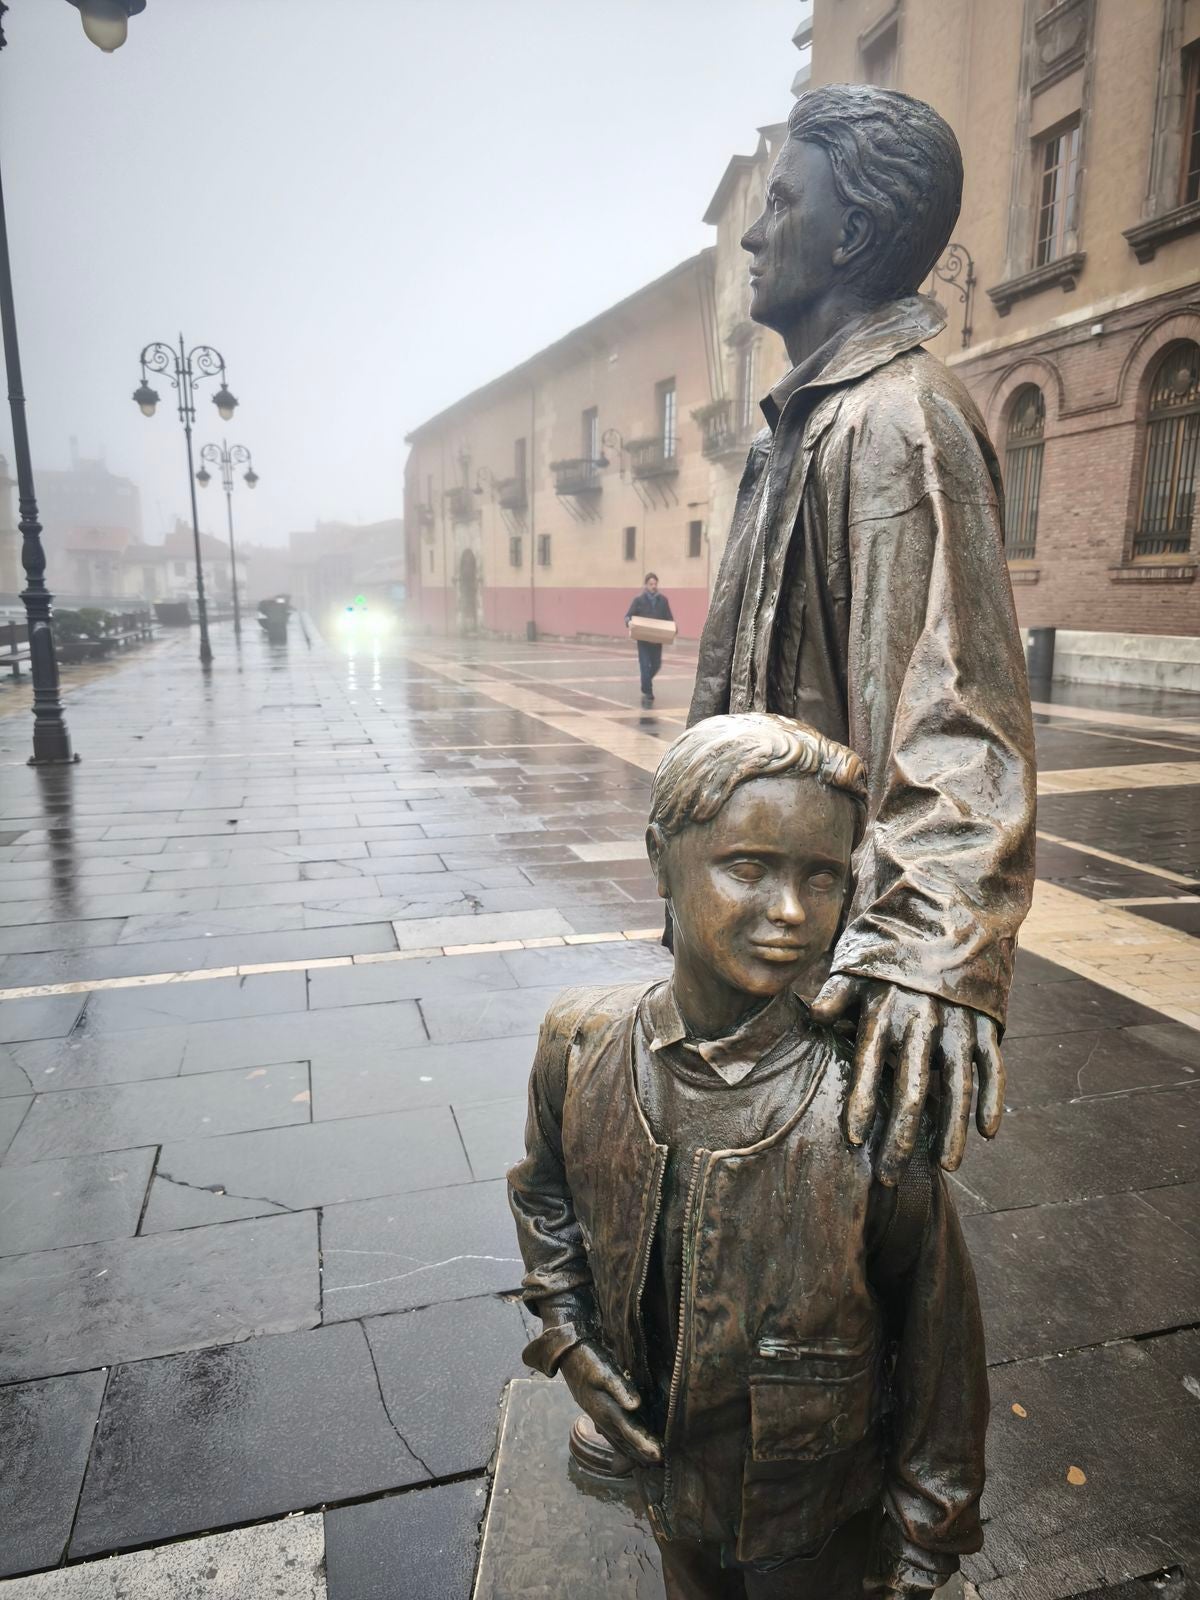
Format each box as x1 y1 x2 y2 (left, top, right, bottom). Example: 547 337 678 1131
1 0 799 548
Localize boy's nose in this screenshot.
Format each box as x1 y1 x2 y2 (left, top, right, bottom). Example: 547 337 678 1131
769 885 806 926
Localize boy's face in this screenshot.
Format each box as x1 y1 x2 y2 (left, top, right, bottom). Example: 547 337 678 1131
654 775 855 1001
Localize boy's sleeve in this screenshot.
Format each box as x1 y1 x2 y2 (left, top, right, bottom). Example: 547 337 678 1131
870 1151 988 1589
507 1001 600 1378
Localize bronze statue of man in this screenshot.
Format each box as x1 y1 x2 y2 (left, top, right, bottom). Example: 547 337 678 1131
690 84 1036 1184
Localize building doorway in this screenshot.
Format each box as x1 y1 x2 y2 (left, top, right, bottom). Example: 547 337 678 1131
458 548 480 634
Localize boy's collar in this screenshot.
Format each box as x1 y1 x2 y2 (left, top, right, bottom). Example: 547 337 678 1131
646 980 800 1086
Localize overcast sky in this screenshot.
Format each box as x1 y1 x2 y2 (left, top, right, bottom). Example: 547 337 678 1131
1 0 799 548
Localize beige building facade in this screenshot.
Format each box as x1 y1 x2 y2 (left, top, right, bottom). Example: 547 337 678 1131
404 257 718 641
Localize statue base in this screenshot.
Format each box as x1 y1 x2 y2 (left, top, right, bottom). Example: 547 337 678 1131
473 1379 663 1598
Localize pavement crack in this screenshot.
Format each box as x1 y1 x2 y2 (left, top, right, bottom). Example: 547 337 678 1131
414 997 431 1041
154 1168 292 1214
68 994 91 1038
358 1319 436 1478
2 1056 35 1094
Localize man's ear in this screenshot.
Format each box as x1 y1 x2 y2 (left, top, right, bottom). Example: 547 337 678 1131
832 205 873 270
646 824 670 901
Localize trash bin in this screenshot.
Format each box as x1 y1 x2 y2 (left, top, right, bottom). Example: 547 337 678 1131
1026 626 1055 684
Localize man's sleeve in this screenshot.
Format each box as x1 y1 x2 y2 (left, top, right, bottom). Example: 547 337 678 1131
660 595 675 622
507 1002 599 1377
832 388 1036 1027
870 1158 988 1587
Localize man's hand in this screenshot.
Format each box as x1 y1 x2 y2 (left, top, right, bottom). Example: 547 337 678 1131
810 976 1005 1184
560 1340 662 1467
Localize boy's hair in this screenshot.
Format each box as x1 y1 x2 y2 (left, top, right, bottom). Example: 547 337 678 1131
643 572 658 583
649 714 866 842
787 84 962 301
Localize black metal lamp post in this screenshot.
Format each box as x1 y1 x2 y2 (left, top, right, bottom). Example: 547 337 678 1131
133 338 238 666
0 1 148 763
197 440 256 639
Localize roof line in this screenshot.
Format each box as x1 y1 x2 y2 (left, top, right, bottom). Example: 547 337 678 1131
404 250 711 443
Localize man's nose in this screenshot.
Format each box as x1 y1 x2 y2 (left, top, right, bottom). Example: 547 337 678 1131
741 212 766 254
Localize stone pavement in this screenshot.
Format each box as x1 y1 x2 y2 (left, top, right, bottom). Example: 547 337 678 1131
0 621 1198 1598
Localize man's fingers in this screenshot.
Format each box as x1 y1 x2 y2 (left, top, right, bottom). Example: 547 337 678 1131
936 1007 974 1173
974 1017 1006 1138
845 990 889 1147
605 1370 642 1412
878 1009 935 1186
810 973 862 1023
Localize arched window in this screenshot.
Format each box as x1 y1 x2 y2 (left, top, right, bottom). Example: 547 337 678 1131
1135 342 1200 557
1003 385 1045 559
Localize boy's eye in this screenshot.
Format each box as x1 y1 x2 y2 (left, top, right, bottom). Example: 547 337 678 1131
727 861 765 883
770 193 785 216
809 870 838 891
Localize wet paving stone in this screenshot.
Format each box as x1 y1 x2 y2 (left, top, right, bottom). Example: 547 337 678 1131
324 1479 486 1600
311 1036 534 1122
500 939 671 989
69 1321 424 1558
957 1082 1200 1211
1000 1023 1200 1110
1137 1178 1200 1240
81 969 307 1031
0 1026 188 1095
178 999 426 1075
3 1061 310 1165
364 1296 534 1479
0 996 86 1046
0 1096 31 1158
0 1211 318 1382
420 985 570 1044
0 1516 327 1597
321 1178 522 1320
142 1108 471 1230
392 908 573 951
306 951 516 1009
1003 977 1167 1038
452 1096 527 1182
0 1369 108 1578
972 1330 1200 1600
0 1147 156 1256
964 1191 1200 1362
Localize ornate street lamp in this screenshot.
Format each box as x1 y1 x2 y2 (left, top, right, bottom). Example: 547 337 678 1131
132 337 239 666
197 440 257 639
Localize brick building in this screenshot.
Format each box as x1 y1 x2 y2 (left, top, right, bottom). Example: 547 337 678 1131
809 0 1200 648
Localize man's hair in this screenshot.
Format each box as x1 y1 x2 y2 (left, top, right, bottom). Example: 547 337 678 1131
787 84 962 300
643 572 658 583
649 714 866 842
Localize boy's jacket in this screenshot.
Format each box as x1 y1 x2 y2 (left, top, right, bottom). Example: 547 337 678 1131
508 982 988 1566
688 295 1036 1028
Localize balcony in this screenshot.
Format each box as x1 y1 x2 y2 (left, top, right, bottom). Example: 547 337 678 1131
444 485 475 523
497 475 528 511
551 457 603 497
628 437 679 480
416 501 434 530
693 399 756 461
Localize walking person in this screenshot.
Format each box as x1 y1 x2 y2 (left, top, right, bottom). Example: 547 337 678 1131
625 573 674 708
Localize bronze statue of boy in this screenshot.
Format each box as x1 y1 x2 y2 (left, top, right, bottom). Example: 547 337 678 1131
510 715 987 1600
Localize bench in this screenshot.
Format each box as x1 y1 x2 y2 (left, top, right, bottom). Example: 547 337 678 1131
0 620 32 679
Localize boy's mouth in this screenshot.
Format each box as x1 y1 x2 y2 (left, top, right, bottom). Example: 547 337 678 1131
751 940 807 961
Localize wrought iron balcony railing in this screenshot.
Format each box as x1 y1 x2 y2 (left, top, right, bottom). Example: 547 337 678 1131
445 485 475 523
497 476 528 511
551 457 603 496
628 436 679 479
693 399 757 461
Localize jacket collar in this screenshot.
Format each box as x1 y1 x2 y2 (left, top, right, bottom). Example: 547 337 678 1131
761 293 946 432
643 979 800 1087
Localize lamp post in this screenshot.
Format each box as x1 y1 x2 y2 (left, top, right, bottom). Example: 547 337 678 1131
197 440 256 639
0 1 148 763
133 337 238 666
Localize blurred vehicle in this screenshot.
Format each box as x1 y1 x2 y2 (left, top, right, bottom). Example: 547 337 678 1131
332 593 396 642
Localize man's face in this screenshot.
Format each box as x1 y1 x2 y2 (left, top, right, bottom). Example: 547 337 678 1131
646 577 658 593
655 775 855 1001
742 138 850 333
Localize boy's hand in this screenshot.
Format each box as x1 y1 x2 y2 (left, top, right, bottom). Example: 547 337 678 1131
811 976 1005 1184
560 1340 663 1467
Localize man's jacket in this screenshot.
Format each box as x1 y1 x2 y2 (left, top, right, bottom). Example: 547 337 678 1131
508 982 988 1569
626 589 674 624
689 296 1036 1026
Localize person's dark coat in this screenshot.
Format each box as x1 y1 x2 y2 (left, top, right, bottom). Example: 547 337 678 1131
689 295 1035 1027
626 589 674 624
